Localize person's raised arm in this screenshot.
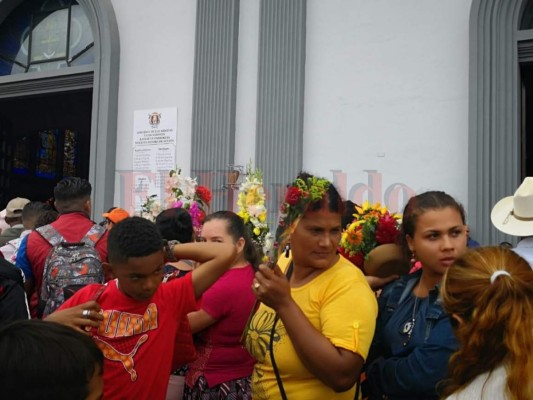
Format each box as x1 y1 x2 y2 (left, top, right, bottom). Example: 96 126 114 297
255 264 374 392
171 242 235 299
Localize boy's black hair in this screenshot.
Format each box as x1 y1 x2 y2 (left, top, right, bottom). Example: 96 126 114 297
155 208 194 244
108 216 164 263
34 209 59 229
0 319 103 400
21 201 53 226
53 177 92 203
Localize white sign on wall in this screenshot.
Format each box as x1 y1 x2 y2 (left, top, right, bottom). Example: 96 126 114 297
132 107 178 211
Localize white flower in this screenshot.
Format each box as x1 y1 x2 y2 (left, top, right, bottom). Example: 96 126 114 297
263 232 274 256
150 201 161 216
181 177 197 199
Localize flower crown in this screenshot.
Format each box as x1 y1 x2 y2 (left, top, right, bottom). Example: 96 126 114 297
272 175 331 262
236 163 273 258
278 176 331 231
164 168 211 235
339 201 401 268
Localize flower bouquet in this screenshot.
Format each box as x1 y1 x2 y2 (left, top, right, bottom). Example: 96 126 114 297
140 169 212 236
236 163 273 259
164 168 211 236
339 200 401 269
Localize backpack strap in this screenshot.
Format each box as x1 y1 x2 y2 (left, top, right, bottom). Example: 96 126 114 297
36 224 65 247
81 224 106 247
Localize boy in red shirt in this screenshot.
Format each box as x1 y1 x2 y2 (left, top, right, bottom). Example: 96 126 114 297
47 216 236 400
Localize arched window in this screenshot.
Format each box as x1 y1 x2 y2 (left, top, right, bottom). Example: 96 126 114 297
0 0 94 76
0 0 119 219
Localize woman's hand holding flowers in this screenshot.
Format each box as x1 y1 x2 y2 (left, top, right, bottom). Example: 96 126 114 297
253 264 292 312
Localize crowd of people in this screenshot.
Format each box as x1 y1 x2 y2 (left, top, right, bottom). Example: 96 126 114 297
0 173 531 400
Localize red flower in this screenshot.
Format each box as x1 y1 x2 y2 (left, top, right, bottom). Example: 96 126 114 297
198 209 205 224
285 187 302 206
339 247 365 270
375 214 400 245
351 251 365 270
196 185 212 205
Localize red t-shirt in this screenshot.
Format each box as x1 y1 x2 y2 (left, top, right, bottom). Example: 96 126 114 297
59 273 196 400
27 212 109 297
186 265 256 387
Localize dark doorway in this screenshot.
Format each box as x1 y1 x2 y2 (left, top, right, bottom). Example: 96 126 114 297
521 64 533 179
0 90 92 208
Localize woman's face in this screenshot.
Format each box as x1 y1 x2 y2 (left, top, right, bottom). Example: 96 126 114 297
406 207 467 277
201 219 245 259
290 208 343 270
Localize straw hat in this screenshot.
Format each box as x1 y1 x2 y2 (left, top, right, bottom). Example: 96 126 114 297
491 177 533 237
363 243 410 277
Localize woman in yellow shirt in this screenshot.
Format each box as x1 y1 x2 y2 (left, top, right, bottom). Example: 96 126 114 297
244 172 378 400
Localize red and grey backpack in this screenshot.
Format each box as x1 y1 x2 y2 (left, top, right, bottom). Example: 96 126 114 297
37 223 106 318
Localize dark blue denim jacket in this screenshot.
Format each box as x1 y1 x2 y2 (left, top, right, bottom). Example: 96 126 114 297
365 270 458 400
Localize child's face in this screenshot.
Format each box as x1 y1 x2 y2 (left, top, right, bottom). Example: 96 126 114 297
108 250 165 301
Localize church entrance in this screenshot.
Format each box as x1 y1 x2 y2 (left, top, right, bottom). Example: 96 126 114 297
0 89 92 207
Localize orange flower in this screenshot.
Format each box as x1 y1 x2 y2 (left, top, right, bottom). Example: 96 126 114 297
346 228 363 246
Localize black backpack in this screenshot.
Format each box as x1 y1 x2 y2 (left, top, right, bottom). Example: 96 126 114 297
0 258 29 325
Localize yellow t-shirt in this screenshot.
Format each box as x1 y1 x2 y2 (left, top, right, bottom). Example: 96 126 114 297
245 255 377 400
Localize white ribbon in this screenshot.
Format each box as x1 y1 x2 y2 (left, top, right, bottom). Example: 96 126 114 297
490 270 511 284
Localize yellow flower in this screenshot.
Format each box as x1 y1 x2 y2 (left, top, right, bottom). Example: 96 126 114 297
246 190 258 206
259 212 267 222
253 227 261 236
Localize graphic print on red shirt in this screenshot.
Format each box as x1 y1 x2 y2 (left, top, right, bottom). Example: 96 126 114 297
59 273 196 400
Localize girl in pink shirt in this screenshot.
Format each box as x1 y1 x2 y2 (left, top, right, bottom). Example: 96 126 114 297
184 211 259 399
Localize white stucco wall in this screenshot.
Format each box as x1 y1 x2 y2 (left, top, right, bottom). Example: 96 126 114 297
111 0 197 210
109 0 473 215
234 0 260 168
303 0 472 213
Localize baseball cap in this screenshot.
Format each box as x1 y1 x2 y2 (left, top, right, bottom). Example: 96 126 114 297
5 197 31 218
102 207 129 224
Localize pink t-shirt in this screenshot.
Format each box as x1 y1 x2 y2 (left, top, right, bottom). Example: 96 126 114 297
186 265 256 387
60 273 196 400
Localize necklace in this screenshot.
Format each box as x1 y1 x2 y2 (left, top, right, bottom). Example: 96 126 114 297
402 295 420 347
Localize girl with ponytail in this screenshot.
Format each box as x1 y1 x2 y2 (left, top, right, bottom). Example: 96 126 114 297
441 246 533 400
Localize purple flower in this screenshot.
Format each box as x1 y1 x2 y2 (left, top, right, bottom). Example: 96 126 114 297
173 200 183 209
189 202 201 228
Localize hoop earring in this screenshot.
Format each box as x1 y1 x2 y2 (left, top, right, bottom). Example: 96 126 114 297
284 243 291 258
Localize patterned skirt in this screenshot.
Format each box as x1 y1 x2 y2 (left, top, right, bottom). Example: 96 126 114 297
183 376 251 400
